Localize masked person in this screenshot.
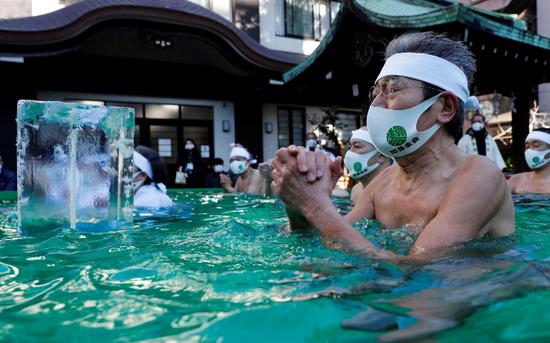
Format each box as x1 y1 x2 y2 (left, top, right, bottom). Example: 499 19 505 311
344 127 392 204
458 113 506 170
220 144 270 195
507 128 550 194
133 145 174 208
176 139 205 188
271 32 514 260
204 157 227 188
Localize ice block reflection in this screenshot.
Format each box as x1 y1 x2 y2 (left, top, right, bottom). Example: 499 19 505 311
17 100 134 233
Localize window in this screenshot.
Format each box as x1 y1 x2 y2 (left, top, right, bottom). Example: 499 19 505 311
188 0 212 9
277 107 305 148
280 0 328 40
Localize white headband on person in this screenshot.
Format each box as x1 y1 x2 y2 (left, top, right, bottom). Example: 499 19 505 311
350 129 374 145
133 151 153 179
376 52 480 110
230 146 251 160
526 131 550 145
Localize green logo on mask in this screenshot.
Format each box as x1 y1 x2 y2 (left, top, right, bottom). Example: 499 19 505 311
239 164 244 170
386 126 407 146
533 157 540 164
353 162 363 172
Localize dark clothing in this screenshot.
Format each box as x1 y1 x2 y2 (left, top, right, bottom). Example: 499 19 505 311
0 168 16 191
467 128 487 156
204 171 226 188
176 149 205 188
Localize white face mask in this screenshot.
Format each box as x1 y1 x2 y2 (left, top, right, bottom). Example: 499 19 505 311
472 122 484 132
525 148 550 170
185 143 195 150
344 150 380 179
367 94 442 158
230 160 248 175
213 165 224 173
306 139 317 150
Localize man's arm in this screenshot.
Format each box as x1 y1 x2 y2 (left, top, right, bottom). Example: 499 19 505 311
410 157 513 256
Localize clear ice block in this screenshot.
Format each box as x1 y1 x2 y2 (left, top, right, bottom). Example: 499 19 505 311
16 100 134 233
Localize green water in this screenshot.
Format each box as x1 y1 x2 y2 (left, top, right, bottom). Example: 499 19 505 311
0 190 549 342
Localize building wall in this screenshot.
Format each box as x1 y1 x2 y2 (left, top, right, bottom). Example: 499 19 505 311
37 91 235 169
0 0 31 19
537 0 550 113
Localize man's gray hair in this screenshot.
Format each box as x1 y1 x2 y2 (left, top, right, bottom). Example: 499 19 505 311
385 32 477 139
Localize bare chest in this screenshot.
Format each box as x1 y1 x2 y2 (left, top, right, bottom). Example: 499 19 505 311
516 176 550 194
373 186 443 229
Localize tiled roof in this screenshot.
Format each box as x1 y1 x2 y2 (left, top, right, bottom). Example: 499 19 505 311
284 0 550 82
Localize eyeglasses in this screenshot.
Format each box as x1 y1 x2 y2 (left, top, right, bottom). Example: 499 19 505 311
368 79 443 102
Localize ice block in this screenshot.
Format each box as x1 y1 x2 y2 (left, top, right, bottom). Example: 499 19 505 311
16 100 134 233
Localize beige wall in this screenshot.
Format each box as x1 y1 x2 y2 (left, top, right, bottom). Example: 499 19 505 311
0 0 31 19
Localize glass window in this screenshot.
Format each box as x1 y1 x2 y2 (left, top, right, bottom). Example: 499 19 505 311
150 125 178 164
65 99 105 106
181 105 213 120
285 0 314 39
145 104 179 119
106 102 144 118
277 107 304 148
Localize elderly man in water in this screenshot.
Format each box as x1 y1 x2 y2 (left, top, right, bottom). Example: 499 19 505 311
271 32 514 260
508 128 550 194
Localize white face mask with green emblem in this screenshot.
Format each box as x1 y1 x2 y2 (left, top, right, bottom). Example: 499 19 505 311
525 148 550 170
344 150 380 179
367 94 442 158
230 160 248 175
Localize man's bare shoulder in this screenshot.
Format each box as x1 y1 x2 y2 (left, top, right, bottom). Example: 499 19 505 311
456 155 504 184
508 172 530 183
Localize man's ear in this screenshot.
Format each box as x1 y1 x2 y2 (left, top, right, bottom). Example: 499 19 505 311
436 92 459 124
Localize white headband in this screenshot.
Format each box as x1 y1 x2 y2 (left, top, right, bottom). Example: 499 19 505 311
350 129 374 145
526 131 550 145
230 146 251 160
376 52 480 110
133 151 153 179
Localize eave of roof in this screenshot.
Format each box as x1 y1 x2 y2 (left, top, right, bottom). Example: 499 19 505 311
0 0 303 72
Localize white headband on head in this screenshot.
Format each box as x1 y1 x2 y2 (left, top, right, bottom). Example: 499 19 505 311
134 151 153 179
350 129 374 145
526 131 550 145
230 146 251 160
376 52 480 110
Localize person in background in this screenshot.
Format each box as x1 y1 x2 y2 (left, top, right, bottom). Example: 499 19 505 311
306 132 338 159
344 127 393 204
457 112 506 170
507 128 550 194
220 144 270 195
0 154 16 191
204 157 227 188
133 145 174 208
176 138 204 188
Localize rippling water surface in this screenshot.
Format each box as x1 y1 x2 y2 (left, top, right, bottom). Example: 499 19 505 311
0 190 549 342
